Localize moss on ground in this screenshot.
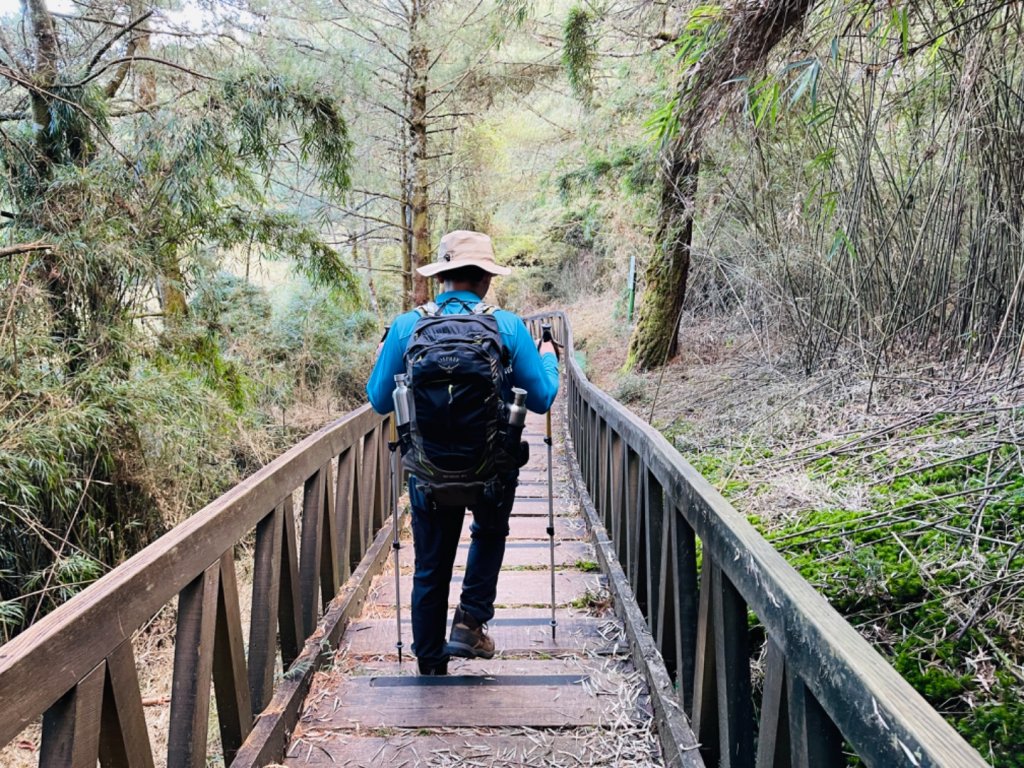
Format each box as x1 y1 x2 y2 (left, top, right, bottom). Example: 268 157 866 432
663 411 1024 767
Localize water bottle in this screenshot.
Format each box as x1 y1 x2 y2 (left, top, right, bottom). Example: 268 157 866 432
508 388 527 430
507 387 528 467
393 374 412 425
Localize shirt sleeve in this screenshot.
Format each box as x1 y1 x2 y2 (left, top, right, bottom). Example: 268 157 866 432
365 315 409 414
507 315 560 413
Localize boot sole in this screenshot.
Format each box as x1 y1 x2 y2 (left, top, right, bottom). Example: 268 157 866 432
445 640 495 659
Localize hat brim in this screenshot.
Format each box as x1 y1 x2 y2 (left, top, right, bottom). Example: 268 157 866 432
417 259 512 277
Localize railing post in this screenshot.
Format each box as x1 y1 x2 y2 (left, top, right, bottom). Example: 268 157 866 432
375 421 387 531
359 430 381 558
788 672 845 768
169 565 219 768
692 557 719 766
319 460 341 608
278 496 305 666
213 550 253 763
249 507 283 714
756 639 791 768
40 662 104 768
609 430 624 538
335 447 358 577
299 468 326 636
631 470 650 615
713 565 755 768
99 640 154 768
673 503 700 713
622 448 638 593
645 473 666 637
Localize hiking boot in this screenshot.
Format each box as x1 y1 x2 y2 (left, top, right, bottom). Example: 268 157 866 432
446 605 495 659
418 660 448 676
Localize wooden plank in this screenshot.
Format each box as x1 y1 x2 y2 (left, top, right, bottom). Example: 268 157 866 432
39 662 104 768
0 405 385 747
282 734 596 768
369 570 604 608
248 506 282 714
691 558 718 766
212 550 253 763
335 447 357 579
398 540 594 569
788 672 845 768
232 514 396 768
513 483 548 498
319 460 341 609
98 640 154 768
168 564 219 768
713 566 755 768
299 468 326 637
341 613 621 656
756 639 791 768
509 497 566 516
298 660 628 729
279 496 305 668
473 515 586 541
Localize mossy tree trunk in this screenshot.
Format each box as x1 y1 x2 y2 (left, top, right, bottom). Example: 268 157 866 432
627 144 698 371
626 0 816 371
408 0 431 307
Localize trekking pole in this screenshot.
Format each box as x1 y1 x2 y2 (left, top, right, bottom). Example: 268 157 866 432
391 374 413 664
542 323 558 641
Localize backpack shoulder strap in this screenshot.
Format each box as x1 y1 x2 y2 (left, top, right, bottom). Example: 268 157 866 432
472 302 498 315
415 301 440 318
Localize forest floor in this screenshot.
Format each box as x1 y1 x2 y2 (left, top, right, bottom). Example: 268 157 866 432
563 293 1024 767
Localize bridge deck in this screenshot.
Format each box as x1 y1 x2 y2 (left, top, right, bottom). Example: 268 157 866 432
281 412 667 767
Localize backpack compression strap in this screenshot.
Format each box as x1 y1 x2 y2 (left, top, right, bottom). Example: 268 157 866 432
415 299 498 316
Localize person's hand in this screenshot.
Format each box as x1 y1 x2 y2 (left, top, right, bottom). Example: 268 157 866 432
538 340 558 359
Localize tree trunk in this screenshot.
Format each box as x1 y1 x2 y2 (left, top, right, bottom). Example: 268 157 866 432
627 144 698 371
26 0 58 167
399 118 414 310
625 0 815 371
132 2 188 323
408 0 431 306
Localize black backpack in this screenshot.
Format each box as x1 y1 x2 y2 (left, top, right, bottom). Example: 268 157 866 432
402 298 518 506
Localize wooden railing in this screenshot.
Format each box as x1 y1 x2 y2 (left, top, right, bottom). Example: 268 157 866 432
0 404 396 768
529 312 989 768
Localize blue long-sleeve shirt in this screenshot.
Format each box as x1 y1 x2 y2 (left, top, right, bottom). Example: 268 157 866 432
366 290 559 415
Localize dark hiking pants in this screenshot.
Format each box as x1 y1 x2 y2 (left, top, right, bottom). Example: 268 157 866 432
407 474 518 670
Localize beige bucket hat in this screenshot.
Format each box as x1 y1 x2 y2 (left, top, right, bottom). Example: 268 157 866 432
416 230 513 277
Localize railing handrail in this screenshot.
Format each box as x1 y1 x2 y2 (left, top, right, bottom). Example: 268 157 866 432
0 402 391 759
529 310 987 768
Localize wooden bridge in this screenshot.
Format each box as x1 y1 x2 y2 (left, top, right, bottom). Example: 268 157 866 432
0 312 991 767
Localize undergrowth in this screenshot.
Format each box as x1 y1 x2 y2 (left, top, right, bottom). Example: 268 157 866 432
673 403 1024 766
0 273 376 641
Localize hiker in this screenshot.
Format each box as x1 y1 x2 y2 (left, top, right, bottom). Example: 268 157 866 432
367 230 560 676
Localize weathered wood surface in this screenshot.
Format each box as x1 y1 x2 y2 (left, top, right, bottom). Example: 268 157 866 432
0 406 397 768
299 660 627 728
487 515 586 540
396 539 594 569
285 405 677 768
369 569 605 608
281 734 595 767
342 611 619 655
550 310 990 768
